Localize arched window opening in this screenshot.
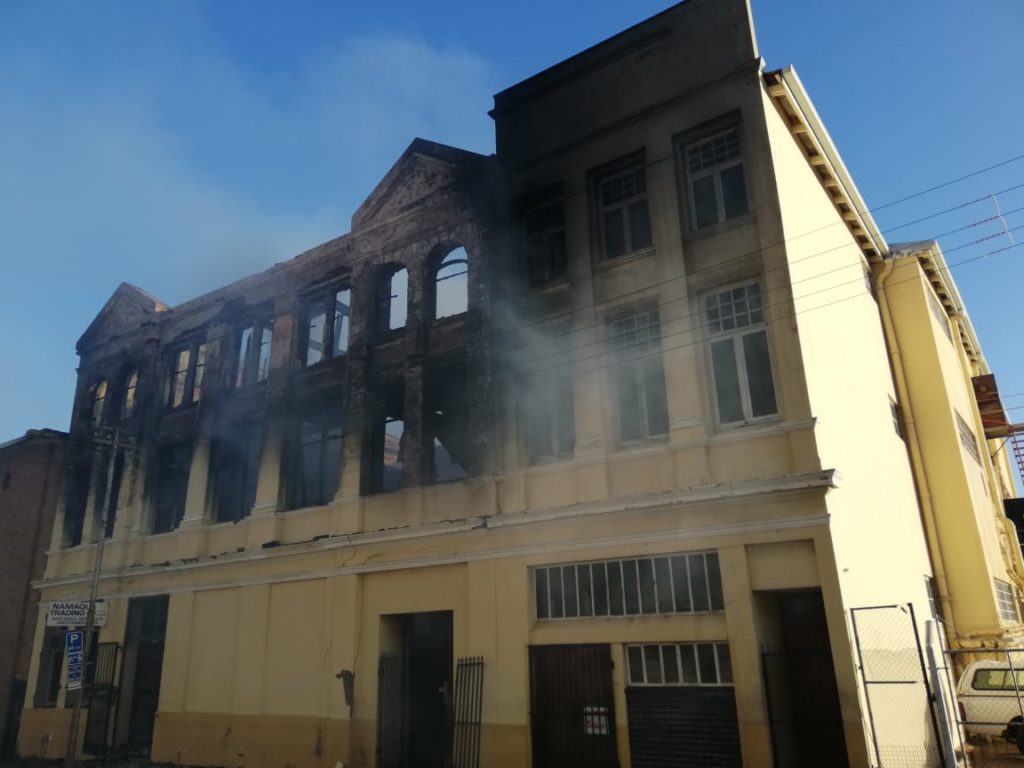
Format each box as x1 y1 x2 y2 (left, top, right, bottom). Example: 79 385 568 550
433 247 468 319
89 381 108 429
376 266 408 333
122 370 139 418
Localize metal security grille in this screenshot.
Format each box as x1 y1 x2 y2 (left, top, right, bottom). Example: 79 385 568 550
851 604 946 767
451 656 484 768
376 651 404 768
83 642 119 755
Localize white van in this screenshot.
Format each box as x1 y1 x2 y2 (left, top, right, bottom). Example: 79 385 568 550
956 660 1024 749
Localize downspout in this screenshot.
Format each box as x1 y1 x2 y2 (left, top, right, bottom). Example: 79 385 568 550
874 257 958 641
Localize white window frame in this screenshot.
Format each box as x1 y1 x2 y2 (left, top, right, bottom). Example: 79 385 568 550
626 642 733 687
995 579 1020 623
684 127 748 230
594 158 654 261
703 281 779 427
607 307 669 443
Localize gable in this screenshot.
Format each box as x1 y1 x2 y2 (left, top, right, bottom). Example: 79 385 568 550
351 138 489 232
77 282 168 354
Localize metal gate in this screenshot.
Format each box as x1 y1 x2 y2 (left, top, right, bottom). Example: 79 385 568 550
83 642 120 754
377 651 404 768
851 604 946 767
529 645 618 768
451 656 484 768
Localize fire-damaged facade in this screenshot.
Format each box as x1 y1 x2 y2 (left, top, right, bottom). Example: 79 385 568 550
18 1 1024 767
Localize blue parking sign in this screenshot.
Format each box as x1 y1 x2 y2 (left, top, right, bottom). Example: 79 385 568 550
66 630 84 691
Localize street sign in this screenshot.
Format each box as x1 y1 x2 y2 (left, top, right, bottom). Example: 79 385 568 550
65 630 84 692
46 600 107 628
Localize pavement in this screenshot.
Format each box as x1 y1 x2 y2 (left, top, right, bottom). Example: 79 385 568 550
971 742 1024 766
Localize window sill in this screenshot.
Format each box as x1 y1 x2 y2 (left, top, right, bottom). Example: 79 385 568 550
615 434 670 453
684 212 756 242
713 414 783 435
593 246 657 272
529 275 571 292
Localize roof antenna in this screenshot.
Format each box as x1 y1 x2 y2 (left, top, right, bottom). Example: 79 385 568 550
991 193 1015 246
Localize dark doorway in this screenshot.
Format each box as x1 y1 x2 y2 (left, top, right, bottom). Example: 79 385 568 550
762 590 849 768
117 595 168 752
377 611 453 768
529 644 618 768
1 679 26 757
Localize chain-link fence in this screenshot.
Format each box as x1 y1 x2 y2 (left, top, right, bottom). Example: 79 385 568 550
940 647 1024 758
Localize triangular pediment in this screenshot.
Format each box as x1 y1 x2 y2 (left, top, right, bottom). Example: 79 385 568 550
77 282 168 354
351 138 489 232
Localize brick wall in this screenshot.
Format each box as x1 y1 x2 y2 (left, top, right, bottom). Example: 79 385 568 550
626 686 742 768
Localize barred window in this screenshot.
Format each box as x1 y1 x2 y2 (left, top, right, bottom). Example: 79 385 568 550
534 551 723 620
926 285 952 342
956 411 981 465
995 579 1019 623
627 642 732 686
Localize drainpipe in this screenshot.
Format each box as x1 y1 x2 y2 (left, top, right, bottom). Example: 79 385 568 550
874 257 958 641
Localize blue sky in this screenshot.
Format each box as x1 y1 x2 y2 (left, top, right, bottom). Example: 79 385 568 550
1 0 1022 443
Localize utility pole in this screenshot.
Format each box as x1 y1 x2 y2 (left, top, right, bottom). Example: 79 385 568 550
63 426 132 768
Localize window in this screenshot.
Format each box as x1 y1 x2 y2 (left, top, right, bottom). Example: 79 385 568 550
926 576 941 622
995 579 1019 623
432 247 468 319
94 448 125 539
927 284 952 341
627 643 732 686
426 365 470 483
890 398 905 440
684 127 748 229
595 159 653 260
151 441 193 534
63 462 91 547
608 308 669 441
522 375 575 462
302 288 350 367
705 282 778 425
534 551 723 620
167 340 207 409
34 629 65 707
291 401 344 509
376 267 408 334
88 380 108 429
369 382 405 494
210 424 263 523
523 196 567 285
956 411 981 465
121 370 138 418
235 317 274 385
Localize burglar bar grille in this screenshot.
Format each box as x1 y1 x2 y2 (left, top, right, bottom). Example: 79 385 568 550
376 652 403 768
452 656 484 768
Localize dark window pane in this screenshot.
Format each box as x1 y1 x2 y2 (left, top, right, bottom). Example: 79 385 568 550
525 393 552 460
721 163 748 219
662 645 680 683
549 566 564 618
608 562 625 616
692 174 718 228
562 566 579 618
697 643 718 684
627 646 645 685
743 330 778 417
433 436 468 483
654 557 674 613
643 645 663 684
717 643 733 683
556 379 576 455
333 289 350 356
617 365 643 441
628 201 652 251
622 559 640 615
577 565 593 617
603 210 626 259
192 344 207 403
536 569 550 619
690 555 710 612
549 230 568 280
638 559 657 614
671 556 692 612
711 338 744 423
643 357 669 437
680 644 698 684
592 563 609 616
706 551 724 610
322 425 343 502
305 300 327 366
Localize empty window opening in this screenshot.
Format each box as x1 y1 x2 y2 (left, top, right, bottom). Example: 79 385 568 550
433 247 468 319
291 400 344 509
376 267 408 333
63 462 91 547
608 308 669 442
303 288 350 366
88 380 108 429
94 448 125 539
151 441 193 534
235 317 274 386
168 340 207 409
210 424 263 523
596 159 653 260
523 195 568 285
34 629 66 707
121 370 138 419
427 366 470 482
370 383 405 493
523 374 575 462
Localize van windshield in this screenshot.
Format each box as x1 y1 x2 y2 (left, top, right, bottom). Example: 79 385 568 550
972 669 1024 690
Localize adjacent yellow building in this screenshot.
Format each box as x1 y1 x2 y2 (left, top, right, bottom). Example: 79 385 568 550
19 1 1024 766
